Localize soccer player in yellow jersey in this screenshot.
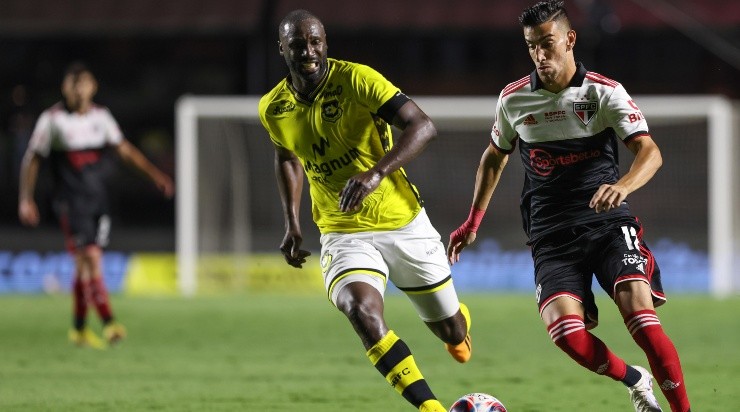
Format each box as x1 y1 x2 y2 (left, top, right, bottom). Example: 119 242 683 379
259 9 470 412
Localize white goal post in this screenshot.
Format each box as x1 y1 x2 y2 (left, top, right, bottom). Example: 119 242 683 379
175 95 736 297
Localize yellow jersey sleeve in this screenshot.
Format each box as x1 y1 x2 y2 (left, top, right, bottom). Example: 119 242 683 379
259 59 422 234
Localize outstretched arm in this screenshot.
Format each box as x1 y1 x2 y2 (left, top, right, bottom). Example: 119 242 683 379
338 100 436 212
447 143 509 265
590 135 662 213
114 140 174 198
18 151 43 226
275 145 311 268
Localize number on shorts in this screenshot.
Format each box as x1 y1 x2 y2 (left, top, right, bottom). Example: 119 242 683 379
621 225 640 250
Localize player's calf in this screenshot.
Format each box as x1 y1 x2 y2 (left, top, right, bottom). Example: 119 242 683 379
444 302 472 363
625 310 691 411
548 315 627 380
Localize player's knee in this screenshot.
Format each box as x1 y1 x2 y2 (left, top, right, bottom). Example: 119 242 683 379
341 298 381 326
79 244 102 259
341 300 387 347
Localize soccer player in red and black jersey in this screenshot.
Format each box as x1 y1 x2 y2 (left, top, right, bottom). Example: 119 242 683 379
447 2 691 411
19 63 174 349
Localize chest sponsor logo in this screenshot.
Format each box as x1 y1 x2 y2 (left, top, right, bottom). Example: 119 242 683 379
529 148 601 176
321 99 343 122
312 136 331 158
573 100 598 125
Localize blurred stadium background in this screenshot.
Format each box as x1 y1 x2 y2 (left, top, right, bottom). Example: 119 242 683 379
1 0 739 296
2 1 740 411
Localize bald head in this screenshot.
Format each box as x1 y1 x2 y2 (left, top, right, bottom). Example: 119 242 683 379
277 9 329 94
279 9 324 40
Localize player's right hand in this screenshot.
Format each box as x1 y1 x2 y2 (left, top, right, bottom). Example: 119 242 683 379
446 225 477 266
18 199 40 227
280 231 311 268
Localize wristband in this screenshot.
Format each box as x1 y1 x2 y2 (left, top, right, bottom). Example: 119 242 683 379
465 206 486 233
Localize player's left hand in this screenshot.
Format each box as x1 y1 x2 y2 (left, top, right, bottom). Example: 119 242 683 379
447 225 477 265
590 183 628 213
18 199 40 227
339 170 382 212
280 231 311 268
154 173 175 198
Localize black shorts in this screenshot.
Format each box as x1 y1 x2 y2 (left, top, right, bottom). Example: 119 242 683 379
532 217 665 329
55 197 111 253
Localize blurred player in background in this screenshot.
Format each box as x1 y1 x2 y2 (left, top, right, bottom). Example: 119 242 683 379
447 1 691 411
18 62 174 349
259 10 470 412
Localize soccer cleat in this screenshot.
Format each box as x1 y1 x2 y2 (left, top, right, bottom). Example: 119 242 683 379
418 399 447 412
68 328 107 350
445 302 472 363
628 365 663 412
103 322 127 345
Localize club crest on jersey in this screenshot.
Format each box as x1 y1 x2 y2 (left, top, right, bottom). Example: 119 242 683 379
321 99 343 122
573 101 598 125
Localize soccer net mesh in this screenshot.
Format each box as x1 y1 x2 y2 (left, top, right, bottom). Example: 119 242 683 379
176 96 737 297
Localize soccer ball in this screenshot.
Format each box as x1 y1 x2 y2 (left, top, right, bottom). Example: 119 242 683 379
449 392 507 412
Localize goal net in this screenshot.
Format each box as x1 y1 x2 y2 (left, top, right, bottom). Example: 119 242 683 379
175 95 737 297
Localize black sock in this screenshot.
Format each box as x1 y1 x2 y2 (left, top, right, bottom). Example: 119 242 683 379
621 365 643 387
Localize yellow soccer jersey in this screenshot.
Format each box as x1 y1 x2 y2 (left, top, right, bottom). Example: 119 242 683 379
259 58 423 234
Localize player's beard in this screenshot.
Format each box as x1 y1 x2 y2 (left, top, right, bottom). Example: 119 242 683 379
296 56 327 84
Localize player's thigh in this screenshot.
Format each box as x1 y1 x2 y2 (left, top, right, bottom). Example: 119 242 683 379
533 237 597 327
320 232 389 307
55 200 102 250
376 209 458 322
593 220 665 307
378 209 450 287
404 282 461 322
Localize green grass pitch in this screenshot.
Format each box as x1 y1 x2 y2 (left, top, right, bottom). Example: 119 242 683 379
0 293 738 411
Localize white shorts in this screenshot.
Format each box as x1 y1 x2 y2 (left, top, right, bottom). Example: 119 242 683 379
319 208 460 322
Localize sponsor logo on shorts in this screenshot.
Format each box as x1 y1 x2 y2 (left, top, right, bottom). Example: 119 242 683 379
426 245 439 256
320 253 333 275
535 283 542 304
622 253 648 274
